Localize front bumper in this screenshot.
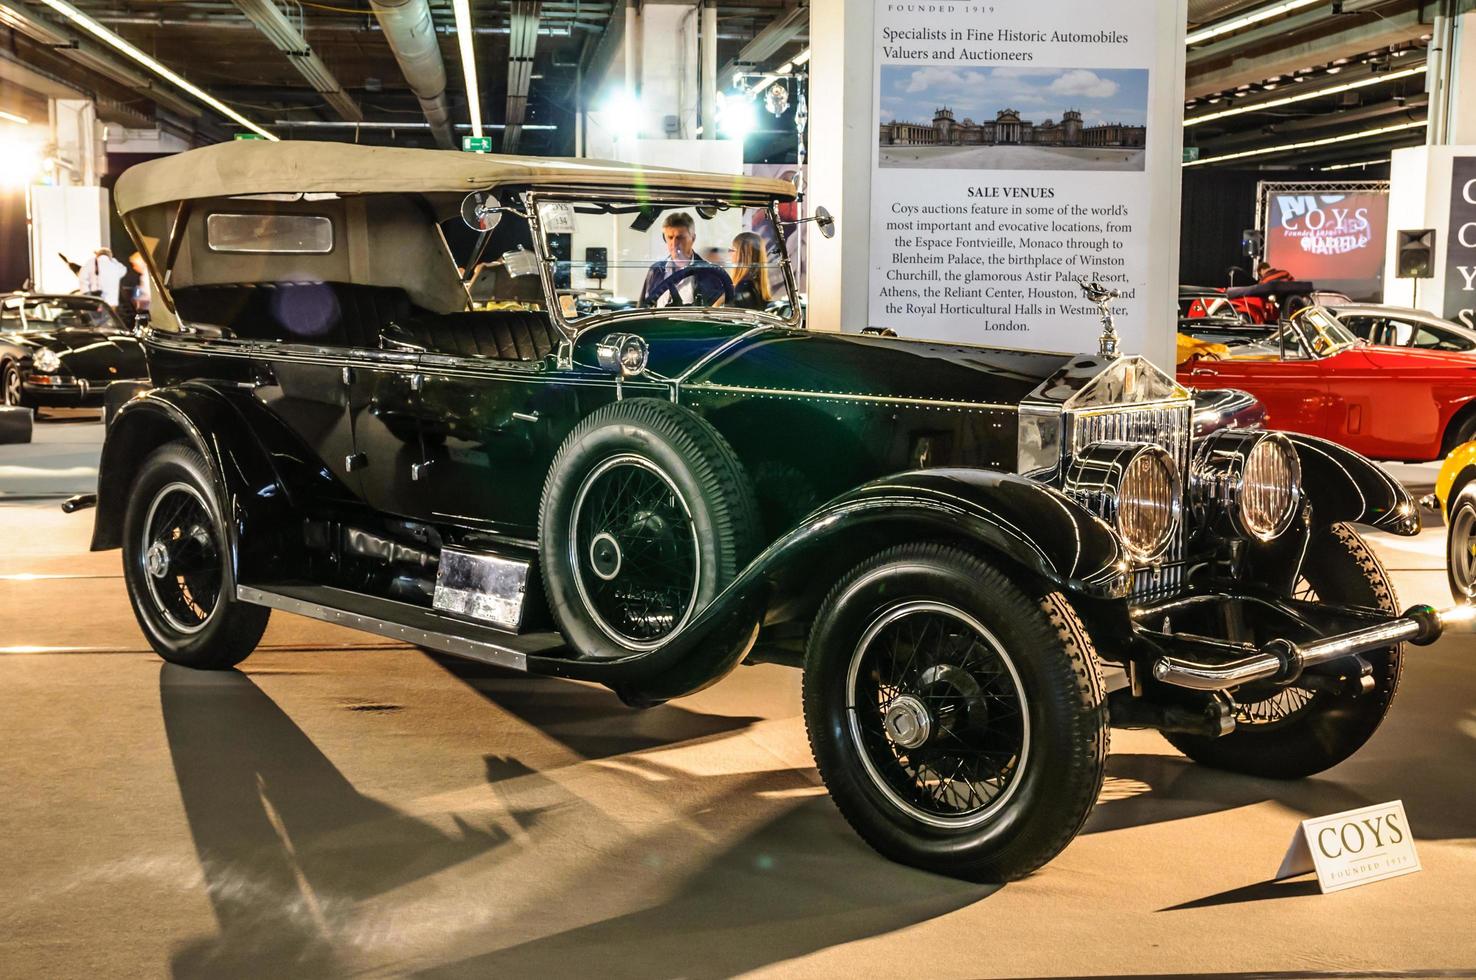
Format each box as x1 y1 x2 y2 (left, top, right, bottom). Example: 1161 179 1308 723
23 375 145 407
1132 594 1476 692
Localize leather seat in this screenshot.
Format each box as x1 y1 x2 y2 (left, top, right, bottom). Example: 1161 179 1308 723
173 282 413 346
402 311 563 362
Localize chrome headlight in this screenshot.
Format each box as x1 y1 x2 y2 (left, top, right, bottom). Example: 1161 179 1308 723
1066 441 1182 561
32 348 62 373
1192 430 1302 541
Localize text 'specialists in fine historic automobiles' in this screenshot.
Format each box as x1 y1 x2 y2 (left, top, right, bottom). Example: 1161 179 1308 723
869 0 1178 354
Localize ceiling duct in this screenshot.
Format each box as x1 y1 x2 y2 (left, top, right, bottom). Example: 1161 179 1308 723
369 0 454 148
719 4 808 85
502 0 540 153
231 0 362 121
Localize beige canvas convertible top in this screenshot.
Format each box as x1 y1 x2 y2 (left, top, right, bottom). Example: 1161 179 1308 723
114 140 797 216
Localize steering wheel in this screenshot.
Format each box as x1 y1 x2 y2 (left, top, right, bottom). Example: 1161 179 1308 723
648 265 735 307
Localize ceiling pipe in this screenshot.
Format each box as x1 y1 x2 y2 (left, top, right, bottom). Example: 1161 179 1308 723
368 0 454 148
231 0 362 121
502 0 540 152
701 0 716 139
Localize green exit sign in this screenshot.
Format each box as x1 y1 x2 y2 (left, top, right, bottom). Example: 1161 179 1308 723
1183 146 1201 163
463 136 492 153
234 132 268 141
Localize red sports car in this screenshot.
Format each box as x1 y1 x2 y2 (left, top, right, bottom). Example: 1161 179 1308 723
1179 307 1476 462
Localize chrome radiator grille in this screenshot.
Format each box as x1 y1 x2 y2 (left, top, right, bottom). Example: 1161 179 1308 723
1073 402 1193 599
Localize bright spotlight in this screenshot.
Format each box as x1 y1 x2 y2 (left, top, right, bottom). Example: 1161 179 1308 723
719 96 755 140
601 90 646 139
0 139 42 189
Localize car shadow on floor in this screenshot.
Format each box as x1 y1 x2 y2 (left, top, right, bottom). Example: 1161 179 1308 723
158 664 518 979
427 653 764 763
412 795 994 980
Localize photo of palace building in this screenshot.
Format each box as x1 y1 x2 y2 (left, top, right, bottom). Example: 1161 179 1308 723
879 107 1146 149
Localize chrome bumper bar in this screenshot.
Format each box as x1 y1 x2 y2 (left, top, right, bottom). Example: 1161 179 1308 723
1152 604 1476 692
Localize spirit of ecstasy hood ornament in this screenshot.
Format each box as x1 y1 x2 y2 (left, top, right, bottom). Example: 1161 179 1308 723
1077 279 1121 360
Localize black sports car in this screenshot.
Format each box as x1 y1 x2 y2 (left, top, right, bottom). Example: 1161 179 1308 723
0 293 149 409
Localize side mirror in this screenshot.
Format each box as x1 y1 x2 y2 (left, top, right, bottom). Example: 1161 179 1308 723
461 191 504 232
132 310 149 334
814 206 836 239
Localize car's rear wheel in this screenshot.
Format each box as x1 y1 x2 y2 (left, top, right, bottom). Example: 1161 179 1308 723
122 443 269 669
1164 523 1403 778
538 399 759 659
803 543 1108 882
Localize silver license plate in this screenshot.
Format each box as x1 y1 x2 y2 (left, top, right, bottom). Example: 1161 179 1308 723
433 548 529 631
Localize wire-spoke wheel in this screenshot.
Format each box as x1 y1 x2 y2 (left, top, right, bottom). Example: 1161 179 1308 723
122 443 269 669
805 543 1107 882
1446 484 1476 602
540 398 758 665
569 454 701 649
1165 523 1403 779
141 482 223 634
846 602 1030 828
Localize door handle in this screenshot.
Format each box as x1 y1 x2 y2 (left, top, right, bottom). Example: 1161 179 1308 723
511 411 539 423
1191 368 1217 376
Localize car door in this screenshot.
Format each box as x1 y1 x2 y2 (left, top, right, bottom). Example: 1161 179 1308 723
1181 352 1330 438
349 314 595 536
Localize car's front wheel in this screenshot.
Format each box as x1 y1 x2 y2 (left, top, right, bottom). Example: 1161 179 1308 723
1 361 21 407
803 543 1108 882
122 443 269 669
1447 484 1476 602
1164 523 1403 778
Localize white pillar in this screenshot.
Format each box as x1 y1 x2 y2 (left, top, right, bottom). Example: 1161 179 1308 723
806 0 873 334
701 0 717 139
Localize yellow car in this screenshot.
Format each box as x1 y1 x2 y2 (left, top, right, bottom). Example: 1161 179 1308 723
1428 442 1476 599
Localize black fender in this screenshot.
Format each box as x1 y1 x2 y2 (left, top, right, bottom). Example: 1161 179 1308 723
91 385 325 582
529 467 1129 702
1284 433 1419 536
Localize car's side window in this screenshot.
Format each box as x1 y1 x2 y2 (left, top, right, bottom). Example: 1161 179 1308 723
1419 325 1473 351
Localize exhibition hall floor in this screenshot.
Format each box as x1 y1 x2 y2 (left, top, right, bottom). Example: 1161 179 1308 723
2 420 1475 978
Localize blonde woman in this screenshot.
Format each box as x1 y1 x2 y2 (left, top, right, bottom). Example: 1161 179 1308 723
726 232 771 310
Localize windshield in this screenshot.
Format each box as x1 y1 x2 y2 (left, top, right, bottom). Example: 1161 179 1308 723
1240 307 1359 360
526 196 794 325
0 296 120 332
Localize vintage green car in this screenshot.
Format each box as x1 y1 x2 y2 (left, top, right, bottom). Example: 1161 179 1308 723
77 141 1470 881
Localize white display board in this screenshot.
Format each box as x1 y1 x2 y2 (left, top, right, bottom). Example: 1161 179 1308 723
866 1 1184 363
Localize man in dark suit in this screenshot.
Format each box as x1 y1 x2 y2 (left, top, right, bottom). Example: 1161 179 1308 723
641 212 725 307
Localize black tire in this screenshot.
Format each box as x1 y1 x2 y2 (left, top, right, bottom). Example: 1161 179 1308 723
122 442 270 669
1165 523 1403 779
538 398 759 658
1444 412 1476 457
1447 483 1476 602
1 361 21 407
803 543 1108 882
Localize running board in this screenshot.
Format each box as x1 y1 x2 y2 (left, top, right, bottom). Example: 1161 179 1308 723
236 584 569 671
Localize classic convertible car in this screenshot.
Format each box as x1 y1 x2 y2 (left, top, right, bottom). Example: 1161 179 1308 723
0 293 149 410
80 141 1473 882
1178 306 1476 462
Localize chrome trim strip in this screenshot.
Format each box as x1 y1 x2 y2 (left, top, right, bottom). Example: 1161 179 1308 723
674 324 775 383
237 585 530 671
681 382 1017 411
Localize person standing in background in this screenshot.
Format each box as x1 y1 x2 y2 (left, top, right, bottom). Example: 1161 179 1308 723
117 252 151 328
78 248 127 308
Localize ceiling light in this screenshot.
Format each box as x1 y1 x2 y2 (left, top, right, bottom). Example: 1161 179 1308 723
451 0 482 139
719 95 755 140
791 47 811 67
29 0 275 139
0 109 28 125
1186 0 1321 46
1184 119 1425 167
1185 64 1422 126
601 90 646 139
1326 66 1343 74
1319 157 1388 171
0 139 43 188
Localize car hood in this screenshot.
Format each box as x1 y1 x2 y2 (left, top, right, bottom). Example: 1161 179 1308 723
582 319 1077 408
11 328 147 377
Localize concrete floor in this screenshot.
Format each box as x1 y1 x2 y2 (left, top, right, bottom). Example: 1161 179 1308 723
2 417 1475 979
